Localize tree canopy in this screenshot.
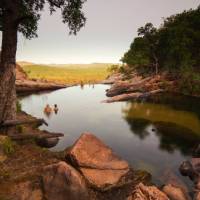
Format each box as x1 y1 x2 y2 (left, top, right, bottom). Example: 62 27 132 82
0 0 87 39
121 6 200 74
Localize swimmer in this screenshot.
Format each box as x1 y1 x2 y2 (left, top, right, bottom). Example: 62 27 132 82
54 104 58 114
44 104 52 114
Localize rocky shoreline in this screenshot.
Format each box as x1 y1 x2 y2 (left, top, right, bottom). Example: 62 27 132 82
1 120 198 200
0 130 177 200
16 64 67 94
102 73 176 103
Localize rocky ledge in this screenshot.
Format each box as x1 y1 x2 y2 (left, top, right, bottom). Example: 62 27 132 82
16 64 66 94
102 73 174 103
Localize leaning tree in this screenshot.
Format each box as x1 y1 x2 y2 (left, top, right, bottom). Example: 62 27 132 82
0 0 86 123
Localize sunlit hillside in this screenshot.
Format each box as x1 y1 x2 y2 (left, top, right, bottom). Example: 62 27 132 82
21 63 111 84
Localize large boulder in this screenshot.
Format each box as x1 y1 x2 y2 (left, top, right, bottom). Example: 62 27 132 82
42 161 88 200
65 132 132 191
128 183 169 200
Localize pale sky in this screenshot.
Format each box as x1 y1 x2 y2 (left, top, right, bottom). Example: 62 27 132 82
2 0 200 64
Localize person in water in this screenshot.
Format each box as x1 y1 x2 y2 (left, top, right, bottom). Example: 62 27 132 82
54 104 58 114
44 104 52 117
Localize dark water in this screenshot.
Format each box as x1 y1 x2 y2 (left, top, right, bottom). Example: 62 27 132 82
19 84 200 187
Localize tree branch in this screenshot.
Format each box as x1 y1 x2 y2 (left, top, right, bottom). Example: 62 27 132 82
47 0 62 8
15 14 33 25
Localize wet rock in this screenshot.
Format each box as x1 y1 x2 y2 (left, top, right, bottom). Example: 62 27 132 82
160 169 191 200
128 182 169 200
179 161 196 181
163 184 190 200
65 132 132 191
36 137 59 148
42 161 88 200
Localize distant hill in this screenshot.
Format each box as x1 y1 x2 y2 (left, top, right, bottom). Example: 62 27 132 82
17 61 118 68
17 61 35 66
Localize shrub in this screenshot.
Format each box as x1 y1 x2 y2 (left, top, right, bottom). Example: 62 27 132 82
2 138 15 155
16 101 22 113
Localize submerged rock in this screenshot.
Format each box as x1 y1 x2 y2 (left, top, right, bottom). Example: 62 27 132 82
160 169 191 200
36 137 59 148
65 132 132 191
42 161 88 200
163 184 190 200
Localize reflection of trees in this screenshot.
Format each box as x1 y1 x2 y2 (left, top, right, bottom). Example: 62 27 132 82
124 118 150 139
155 122 200 155
147 93 200 119
123 101 200 155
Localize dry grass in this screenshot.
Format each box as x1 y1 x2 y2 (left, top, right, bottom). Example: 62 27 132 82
22 63 111 84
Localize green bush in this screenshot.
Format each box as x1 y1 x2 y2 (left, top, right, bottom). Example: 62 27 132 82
16 101 22 113
177 69 200 95
16 125 24 133
2 138 15 155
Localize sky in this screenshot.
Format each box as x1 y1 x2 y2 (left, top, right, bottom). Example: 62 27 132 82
6 0 200 64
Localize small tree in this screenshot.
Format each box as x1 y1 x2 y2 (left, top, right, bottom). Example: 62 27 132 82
121 23 159 75
138 23 159 74
0 0 86 123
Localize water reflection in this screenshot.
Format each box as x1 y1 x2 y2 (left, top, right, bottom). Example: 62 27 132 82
123 101 200 155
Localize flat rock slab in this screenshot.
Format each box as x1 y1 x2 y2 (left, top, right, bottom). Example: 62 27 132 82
66 132 131 191
80 168 130 190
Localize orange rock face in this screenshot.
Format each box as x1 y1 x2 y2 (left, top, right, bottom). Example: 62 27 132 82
66 132 132 191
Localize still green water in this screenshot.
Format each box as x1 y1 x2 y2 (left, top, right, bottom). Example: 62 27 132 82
20 84 200 187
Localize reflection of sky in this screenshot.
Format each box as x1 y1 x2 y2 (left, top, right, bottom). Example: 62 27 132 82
0 0 198 63
20 84 192 186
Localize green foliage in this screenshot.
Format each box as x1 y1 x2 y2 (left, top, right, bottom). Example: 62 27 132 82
2 138 14 156
0 0 87 38
177 68 200 95
16 125 24 134
107 65 120 73
16 101 22 113
121 23 159 74
122 6 200 75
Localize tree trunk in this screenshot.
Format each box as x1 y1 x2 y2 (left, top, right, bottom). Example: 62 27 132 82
153 54 159 74
0 13 18 123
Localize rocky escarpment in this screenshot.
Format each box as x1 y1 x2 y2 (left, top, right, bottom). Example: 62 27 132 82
16 64 66 94
103 73 174 103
